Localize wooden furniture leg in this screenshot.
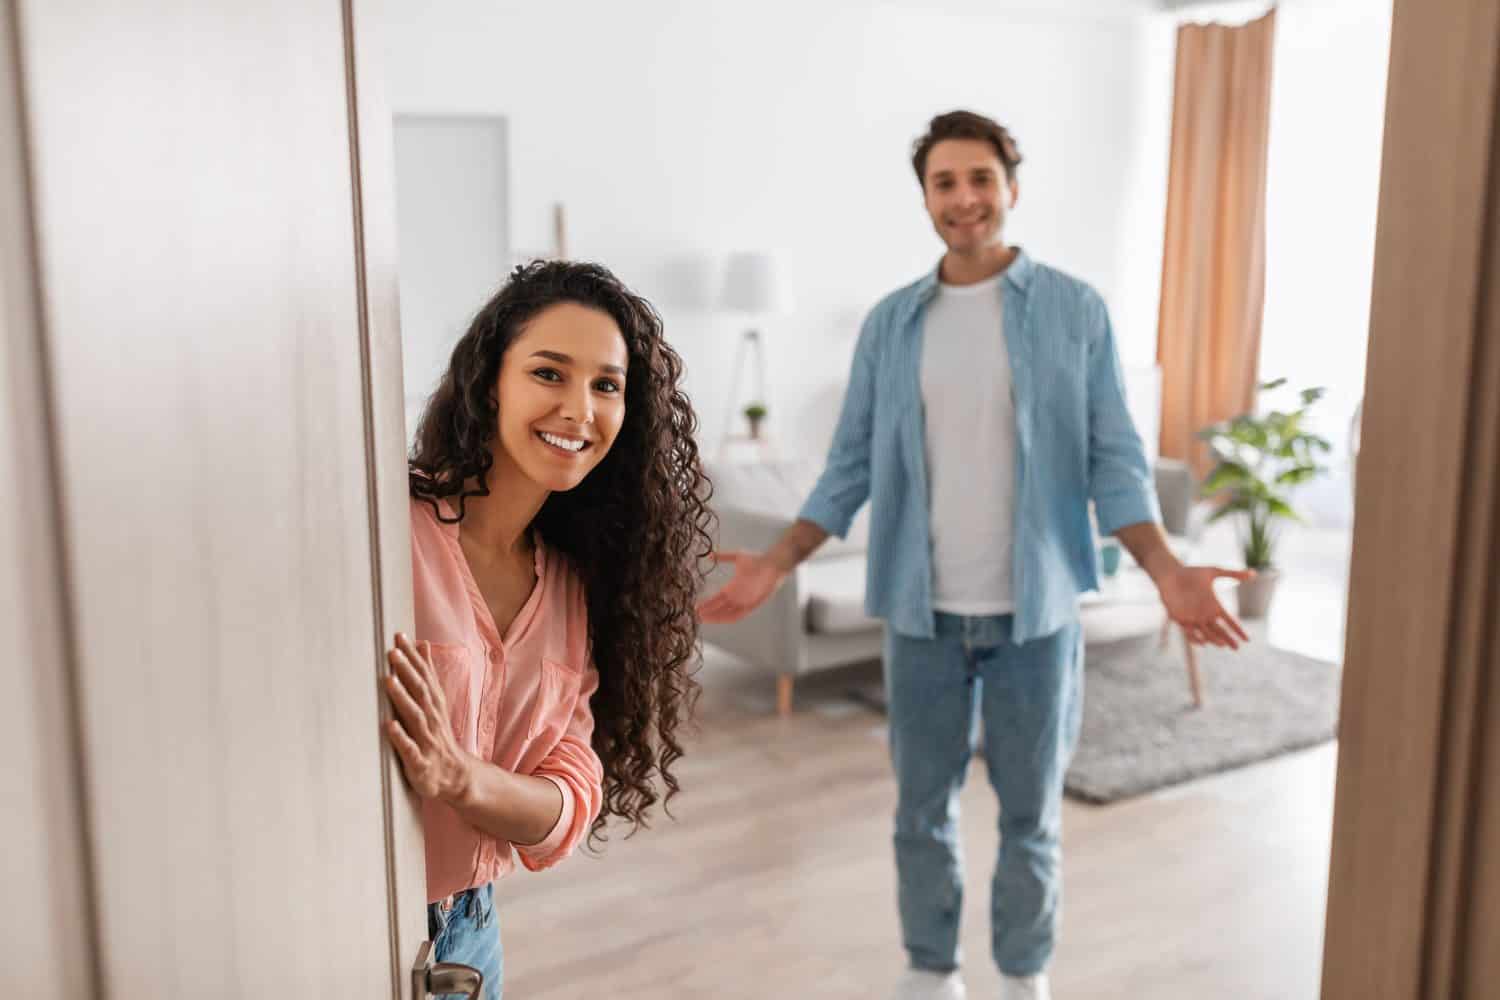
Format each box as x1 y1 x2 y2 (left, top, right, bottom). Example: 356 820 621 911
1182 628 1205 708
776 674 794 718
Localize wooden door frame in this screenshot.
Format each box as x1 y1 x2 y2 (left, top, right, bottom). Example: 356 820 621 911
7 1 1498 997
1321 0 1500 995
0 1 100 995
340 1 429 997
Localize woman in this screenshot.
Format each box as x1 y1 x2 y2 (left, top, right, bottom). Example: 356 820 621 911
383 260 712 998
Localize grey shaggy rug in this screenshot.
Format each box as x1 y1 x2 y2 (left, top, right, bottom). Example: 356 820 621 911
1063 635 1340 804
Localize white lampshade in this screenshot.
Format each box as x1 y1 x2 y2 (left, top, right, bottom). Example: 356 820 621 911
719 251 793 314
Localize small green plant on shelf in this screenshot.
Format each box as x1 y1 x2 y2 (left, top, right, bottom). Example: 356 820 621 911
743 402 768 439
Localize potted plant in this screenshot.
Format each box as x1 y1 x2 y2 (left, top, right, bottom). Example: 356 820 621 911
743 401 768 440
1197 378 1333 618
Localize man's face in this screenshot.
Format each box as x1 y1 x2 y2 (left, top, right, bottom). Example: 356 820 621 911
921 138 1018 255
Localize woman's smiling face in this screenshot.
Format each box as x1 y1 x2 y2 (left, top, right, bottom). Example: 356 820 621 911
491 301 629 493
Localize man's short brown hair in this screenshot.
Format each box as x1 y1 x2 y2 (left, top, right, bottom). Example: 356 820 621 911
911 110 1023 187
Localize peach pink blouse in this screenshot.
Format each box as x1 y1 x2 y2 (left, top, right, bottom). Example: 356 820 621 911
410 496 604 903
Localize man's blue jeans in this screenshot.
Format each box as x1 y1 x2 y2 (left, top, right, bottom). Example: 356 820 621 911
885 613 1083 978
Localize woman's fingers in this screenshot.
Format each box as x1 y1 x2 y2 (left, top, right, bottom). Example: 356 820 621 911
389 643 433 705
395 633 433 685
385 672 430 739
412 637 441 685
385 717 422 765
387 641 447 737
417 644 454 720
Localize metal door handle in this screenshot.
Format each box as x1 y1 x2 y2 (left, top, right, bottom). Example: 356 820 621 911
412 939 483 1000
428 962 483 999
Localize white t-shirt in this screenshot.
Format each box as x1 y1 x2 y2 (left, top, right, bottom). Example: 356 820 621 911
919 278 1016 615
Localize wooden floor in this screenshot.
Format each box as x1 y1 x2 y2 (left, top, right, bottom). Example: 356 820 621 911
499 525 1350 999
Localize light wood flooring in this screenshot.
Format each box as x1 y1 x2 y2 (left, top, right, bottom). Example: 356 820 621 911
499 525 1351 998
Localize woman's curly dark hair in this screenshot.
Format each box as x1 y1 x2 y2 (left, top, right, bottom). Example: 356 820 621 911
409 259 713 845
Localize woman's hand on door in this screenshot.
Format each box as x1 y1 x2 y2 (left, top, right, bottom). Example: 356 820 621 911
383 633 475 803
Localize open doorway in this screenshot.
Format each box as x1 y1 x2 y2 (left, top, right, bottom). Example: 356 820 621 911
369 1 1490 997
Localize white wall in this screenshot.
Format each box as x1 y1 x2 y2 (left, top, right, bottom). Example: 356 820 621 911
383 0 1167 458
1257 0 1392 527
392 115 511 440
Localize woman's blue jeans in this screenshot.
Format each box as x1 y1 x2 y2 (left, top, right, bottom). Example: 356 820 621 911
428 883 502 1000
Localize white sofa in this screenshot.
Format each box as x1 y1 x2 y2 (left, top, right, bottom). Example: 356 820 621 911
700 456 1205 715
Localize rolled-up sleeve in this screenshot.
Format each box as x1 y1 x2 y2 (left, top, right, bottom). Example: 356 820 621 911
1085 293 1160 536
798 309 881 537
514 664 603 872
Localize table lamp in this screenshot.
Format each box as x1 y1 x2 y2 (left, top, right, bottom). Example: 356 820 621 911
719 251 792 447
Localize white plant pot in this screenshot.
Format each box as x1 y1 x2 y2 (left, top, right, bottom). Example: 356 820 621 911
1237 569 1282 619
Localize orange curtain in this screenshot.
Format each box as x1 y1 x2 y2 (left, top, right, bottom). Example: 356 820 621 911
1156 9 1277 477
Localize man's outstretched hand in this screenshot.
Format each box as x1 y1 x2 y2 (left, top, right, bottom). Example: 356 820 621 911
696 550 789 624
1155 565 1255 649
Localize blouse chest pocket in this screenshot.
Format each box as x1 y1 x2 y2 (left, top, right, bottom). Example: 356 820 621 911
425 642 475 743
527 658 583 741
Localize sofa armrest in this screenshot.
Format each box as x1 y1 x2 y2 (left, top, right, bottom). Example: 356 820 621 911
711 504 796 554
699 505 808 677
1154 458 1206 540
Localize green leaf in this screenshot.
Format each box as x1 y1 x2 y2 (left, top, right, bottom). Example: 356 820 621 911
1273 440 1302 459
1243 515 1278 567
1237 421 1269 450
1243 546 1275 570
1192 381 1333 503
1276 465 1321 485
1202 462 1251 493
1264 496 1300 520
1207 434 1249 464
1246 479 1275 502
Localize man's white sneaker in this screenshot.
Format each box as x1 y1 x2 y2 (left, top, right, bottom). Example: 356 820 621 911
893 967 967 1000
999 972 1051 1000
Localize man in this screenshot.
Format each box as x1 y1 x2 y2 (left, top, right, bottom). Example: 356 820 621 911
697 110 1253 1000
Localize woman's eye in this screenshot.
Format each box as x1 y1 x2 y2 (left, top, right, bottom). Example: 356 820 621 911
532 368 562 382
594 379 621 394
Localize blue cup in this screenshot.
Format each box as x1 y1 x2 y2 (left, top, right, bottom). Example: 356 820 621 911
1100 540 1122 577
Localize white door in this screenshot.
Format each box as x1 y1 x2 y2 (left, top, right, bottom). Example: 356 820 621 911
3 1 431 996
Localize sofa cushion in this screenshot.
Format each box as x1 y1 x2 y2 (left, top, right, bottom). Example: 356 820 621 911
800 554 881 634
